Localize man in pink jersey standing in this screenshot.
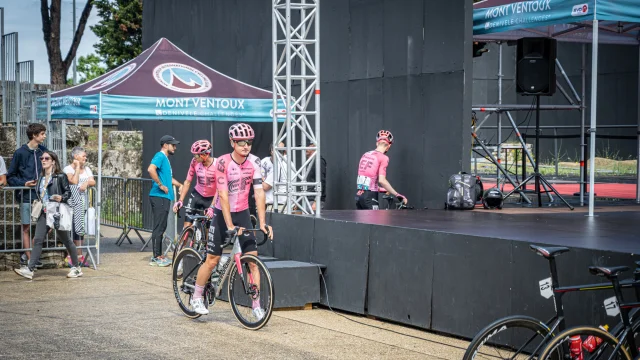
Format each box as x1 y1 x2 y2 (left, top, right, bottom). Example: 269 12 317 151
190 123 273 319
173 140 217 230
355 130 408 210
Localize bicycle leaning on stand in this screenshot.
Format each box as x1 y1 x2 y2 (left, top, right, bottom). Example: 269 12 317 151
172 227 274 330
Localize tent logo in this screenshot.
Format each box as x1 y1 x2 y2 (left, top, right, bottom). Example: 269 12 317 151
90 105 98 114
85 63 137 92
153 63 211 93
571 4 588 16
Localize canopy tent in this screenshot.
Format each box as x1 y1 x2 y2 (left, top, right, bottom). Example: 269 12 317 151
45 38 285 263
473 0 640 215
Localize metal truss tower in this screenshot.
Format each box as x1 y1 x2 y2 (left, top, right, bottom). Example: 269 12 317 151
272 0 321 217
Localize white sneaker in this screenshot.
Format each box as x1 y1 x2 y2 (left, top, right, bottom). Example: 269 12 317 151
252 307 266 320
14 266 33 280
190 297 209 315
67 267 83 278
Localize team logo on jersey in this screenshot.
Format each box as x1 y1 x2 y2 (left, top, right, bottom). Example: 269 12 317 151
153 63 211 93
85 63 137 92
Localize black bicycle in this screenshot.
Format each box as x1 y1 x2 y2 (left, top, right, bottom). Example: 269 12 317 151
169 207 209 265
381 194 414 210
172 228 273 330
537 265 640 360
463 245 640 360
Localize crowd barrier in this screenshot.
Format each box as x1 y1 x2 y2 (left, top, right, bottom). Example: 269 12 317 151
103 177 177 252
0 186 99 269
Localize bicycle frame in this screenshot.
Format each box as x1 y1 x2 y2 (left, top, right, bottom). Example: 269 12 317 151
512 255 640 357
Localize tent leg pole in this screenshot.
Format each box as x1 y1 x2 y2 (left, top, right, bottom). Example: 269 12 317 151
636 45 640 204
497 42 503 184
580 44 586 207
588 20 598 217
97 93 103 264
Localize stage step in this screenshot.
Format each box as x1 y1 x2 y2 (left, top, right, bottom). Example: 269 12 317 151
217 259 325 309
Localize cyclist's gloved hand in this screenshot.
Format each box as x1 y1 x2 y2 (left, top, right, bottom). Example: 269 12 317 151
205 207 215 219
172 200 183 213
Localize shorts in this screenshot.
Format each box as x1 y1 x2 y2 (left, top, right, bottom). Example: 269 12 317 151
355 190 379 210
20 202 32 225
206 208 257 256
185 189 214 223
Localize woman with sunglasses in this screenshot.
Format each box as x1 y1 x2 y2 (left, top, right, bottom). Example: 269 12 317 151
173 140 217 230
14 151 83 280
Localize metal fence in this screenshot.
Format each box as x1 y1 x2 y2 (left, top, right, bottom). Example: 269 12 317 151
16 60 34 146
2 32 18 126
35 90 67 166
0 186 99 269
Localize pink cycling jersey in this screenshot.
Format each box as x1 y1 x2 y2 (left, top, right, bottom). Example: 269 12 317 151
356 150 389 192
185 157 218 197
214 153 263 212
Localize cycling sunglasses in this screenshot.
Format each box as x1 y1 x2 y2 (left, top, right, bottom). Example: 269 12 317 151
235 140 253 147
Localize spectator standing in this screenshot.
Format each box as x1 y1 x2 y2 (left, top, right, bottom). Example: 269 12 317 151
64 147 96 266
305 144 327 211
7 123 48 265
147 135 182 267
0 156 7 188
261 142 288 212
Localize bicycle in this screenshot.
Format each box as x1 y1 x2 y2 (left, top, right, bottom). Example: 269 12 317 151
537 265 640 360
172 227 274 330
463 245 640 360
381 193 414 210
168 206 210 265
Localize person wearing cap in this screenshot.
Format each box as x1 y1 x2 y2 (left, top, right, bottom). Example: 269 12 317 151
147 135 183 267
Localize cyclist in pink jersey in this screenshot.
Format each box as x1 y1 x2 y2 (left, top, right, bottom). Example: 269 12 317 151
355 130 408 210
191 123 273 319
173 140 217 229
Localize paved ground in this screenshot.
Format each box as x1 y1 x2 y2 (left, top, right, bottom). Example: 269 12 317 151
0 227 470 360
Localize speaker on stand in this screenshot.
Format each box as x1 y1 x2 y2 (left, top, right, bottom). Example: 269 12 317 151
502 37 574 210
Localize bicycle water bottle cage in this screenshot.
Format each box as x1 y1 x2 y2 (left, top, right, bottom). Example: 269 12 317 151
529 245 569 259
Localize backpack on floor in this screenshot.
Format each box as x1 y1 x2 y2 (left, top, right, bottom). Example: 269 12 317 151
445 173 477 210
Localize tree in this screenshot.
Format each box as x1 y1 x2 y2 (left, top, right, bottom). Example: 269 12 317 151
41 0 95 84
90 0 142 71
76 54 107 83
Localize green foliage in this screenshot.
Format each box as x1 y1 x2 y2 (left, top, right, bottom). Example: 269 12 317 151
90 0 143 71
77 54 107 83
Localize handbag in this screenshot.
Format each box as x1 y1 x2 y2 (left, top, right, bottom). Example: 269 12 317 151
30 199 43 222
46 202 73 231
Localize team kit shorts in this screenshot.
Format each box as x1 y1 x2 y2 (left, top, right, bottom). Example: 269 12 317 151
184 189 214 222
206 208 257 256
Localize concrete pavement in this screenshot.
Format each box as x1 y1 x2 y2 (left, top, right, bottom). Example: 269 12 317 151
0 227 470 359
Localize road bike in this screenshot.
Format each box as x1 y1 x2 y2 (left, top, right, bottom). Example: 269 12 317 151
172 227 273 330
167 206 209 264
537 265 640 360
463 245 640 360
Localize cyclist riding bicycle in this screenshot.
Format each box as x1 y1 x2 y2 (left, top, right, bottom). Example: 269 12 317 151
355 130 407 210
190 123 273 318
173 140 217 230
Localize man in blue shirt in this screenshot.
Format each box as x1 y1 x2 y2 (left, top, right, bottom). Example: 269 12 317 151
147 135 183 267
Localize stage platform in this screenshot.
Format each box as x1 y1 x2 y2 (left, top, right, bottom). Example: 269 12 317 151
260 206 640 340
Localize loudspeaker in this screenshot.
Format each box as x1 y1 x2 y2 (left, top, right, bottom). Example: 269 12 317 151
516 37 557 96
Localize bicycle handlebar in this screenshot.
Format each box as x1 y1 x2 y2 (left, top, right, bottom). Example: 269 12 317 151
223 227 271 248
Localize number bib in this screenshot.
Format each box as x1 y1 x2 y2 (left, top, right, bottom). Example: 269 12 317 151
357 175 372 190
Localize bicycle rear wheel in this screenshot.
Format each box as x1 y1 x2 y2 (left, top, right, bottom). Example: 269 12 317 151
228 254 274 330
538 326 632 360
463 315 559 360
172 228 195 266
173 247 207 319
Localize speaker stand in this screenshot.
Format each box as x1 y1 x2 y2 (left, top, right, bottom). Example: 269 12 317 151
502 96 574 210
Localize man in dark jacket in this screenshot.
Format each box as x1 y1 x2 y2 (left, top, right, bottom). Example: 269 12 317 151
305 144 327 211
7 123 48 264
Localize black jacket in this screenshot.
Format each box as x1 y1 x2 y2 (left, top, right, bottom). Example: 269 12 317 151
306 157 327 202
7 144 48 202
36 172 71 204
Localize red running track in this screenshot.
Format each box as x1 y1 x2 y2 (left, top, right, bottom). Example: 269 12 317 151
483 182 637 199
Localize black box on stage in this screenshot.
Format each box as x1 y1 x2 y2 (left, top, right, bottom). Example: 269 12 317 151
516 37 557 96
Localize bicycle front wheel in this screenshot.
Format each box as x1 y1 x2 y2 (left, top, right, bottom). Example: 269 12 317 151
538 326 632 360
173 247 206 319
172 227 195 266
228 254 274 330
463 315 559 360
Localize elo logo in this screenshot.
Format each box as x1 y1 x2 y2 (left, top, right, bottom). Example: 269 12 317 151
85 63 136 92
153 63 211 93
571 4 588 16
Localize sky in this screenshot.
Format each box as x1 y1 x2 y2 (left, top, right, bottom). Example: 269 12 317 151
2 0 100 84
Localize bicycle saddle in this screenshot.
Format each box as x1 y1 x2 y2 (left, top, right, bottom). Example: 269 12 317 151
529 245 569 259
589 265 629 278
